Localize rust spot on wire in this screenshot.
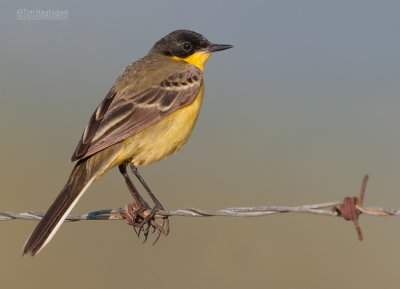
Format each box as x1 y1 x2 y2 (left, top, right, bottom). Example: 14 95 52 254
333 175 369 241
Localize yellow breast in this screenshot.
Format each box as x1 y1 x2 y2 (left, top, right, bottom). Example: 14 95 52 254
120 84 204 166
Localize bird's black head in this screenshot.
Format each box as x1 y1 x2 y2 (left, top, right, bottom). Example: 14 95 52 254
151 29 233 58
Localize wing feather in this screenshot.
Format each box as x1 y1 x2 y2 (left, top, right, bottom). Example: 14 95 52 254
71 89 117 161
71 66 203 162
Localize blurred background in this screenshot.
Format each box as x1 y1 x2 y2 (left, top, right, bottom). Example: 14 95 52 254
1 0 400 288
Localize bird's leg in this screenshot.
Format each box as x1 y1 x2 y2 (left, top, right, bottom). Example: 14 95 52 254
130 164 170 241
118 164 150 234
119 163 149 206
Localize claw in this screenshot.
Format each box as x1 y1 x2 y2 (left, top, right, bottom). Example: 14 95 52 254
143 225 151 243
153 218 169 245
163 218 170 236
123 202 169 242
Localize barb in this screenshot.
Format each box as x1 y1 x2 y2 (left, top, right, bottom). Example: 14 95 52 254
2 175 399 240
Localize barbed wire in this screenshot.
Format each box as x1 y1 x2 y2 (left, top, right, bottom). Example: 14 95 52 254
2 175 399 240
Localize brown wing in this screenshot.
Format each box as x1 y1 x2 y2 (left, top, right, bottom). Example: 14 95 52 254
71 66 203 162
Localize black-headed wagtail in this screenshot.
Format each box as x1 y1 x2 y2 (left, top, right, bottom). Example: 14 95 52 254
23 29 233 256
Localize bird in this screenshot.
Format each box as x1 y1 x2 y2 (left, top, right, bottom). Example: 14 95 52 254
23 29 233 256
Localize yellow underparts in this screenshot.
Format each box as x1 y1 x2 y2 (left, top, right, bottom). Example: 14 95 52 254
111 85 205 167
94 52 209 174
171 51 211 71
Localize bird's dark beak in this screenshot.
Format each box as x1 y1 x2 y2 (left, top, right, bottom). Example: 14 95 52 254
207 43 234 52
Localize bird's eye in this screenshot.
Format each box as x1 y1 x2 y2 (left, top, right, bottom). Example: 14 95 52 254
182 42 192 51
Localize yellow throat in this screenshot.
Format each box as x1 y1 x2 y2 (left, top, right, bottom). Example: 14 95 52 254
171 51 211 71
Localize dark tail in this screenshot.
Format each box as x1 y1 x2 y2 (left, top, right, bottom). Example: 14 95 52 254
23 159 97 256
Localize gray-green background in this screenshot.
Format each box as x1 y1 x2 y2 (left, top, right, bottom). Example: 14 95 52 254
1 1 400 288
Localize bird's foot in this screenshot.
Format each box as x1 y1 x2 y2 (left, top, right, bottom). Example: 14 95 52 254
124 202 169 243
